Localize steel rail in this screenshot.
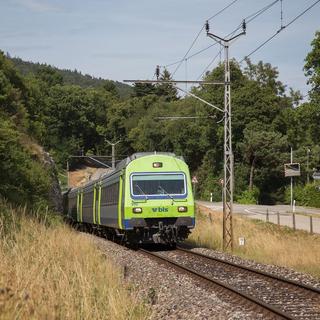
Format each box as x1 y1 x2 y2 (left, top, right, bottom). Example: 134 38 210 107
177 247 320 295
139 248 296 320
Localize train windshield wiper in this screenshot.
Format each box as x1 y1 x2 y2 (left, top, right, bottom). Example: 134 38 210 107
135 184 148 200
158 186 175 204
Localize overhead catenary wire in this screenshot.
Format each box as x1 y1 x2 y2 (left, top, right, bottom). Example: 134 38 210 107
197 20 245 80
239 0 320 63
171 26 205 76
164 0 281 77
280 0 284 29
197 49 222 80
168 0 240 76
207 0 240 21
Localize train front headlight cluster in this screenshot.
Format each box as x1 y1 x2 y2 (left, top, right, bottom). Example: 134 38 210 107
178 206 188 212
132 207 143 213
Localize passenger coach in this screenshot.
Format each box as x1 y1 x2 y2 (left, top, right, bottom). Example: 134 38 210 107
65 152 195 244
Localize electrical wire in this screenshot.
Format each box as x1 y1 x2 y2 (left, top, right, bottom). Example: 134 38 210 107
207 0 239 21
196 24 241 79
245 0 279 23
165 0 280 76
197 49 222 80
171 25 204 76
239 0 320 63
169 0 240 76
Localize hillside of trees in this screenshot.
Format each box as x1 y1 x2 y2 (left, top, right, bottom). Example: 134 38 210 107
0 31 319 208
8 56 132 99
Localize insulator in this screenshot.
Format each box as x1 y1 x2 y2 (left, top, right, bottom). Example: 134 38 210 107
155 65 160 80
242 19 246 32
205 20 210 33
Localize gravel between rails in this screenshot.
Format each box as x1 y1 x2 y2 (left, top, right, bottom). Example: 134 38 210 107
83 233 320 319
186 246 320 290
157 249 320 319
85 234 268 320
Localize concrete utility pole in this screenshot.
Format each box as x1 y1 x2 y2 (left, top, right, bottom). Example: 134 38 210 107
66 160 69 188
106 140 121 169
290 147 293 210
206 20 246 251
307 148 311 184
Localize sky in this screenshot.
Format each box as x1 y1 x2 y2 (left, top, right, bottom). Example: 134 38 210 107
1 0 319 98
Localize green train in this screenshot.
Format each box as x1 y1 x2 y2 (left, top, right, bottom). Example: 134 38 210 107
64 152 195 244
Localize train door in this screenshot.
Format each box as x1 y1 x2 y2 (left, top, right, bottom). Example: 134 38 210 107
93 183 97 224
76 189 83 222
93 182 101 225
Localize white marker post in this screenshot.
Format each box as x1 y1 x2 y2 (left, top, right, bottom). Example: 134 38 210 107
192 176 198 199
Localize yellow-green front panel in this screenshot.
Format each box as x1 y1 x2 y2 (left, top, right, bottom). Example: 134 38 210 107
122 155 195 225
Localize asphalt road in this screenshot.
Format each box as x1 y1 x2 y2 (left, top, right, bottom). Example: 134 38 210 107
197 201 320 234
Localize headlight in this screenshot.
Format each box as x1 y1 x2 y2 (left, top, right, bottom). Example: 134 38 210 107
178 206 188 212
133 207 142 213
152 162 163 168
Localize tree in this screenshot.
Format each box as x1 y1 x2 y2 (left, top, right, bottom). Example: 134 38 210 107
304 31 320 102
132 83 156 97
101 80 119 97
35 66 63 86
244 58 286 96
155 69 178 101
240 127 288 202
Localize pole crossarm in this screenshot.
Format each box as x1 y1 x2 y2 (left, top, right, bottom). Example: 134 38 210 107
155 116 215 120
106 140 121 169
175 86 224 113
87 156 111 169
69 155 111 168
207 31 245 43
123 79 224 85
106 140 121 146
123 79 224 113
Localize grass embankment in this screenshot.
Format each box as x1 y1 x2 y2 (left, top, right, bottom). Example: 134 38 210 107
189 204 320 279
0 199 149 320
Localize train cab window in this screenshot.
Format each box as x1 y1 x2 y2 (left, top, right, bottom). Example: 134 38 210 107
131 173 186 197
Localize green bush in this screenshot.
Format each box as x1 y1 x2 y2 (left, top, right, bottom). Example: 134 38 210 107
285 183 320 208
0 118 51 208
237 186 260 204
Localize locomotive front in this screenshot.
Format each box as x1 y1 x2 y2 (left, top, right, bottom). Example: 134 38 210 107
122 154 195 244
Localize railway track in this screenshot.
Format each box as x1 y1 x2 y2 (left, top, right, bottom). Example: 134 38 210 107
139 247 320 320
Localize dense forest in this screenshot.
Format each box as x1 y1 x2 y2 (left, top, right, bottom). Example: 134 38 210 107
0 31 319 209
9 56 133 99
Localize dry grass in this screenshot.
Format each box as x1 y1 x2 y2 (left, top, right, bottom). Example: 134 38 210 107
188 204 320 279
0 202 149 320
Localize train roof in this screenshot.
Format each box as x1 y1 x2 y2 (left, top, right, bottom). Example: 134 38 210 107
115 152 184 171
68 152 185 193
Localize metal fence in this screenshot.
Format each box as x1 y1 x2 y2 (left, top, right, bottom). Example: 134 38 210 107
249 209 320 234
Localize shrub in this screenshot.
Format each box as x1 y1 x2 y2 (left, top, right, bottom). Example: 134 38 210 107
0 118 51 208
285 183 320 208
237 186 260 204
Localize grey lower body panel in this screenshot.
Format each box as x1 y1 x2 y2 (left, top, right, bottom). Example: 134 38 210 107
82 205 93 223
123 217 195 229
100 204 119 228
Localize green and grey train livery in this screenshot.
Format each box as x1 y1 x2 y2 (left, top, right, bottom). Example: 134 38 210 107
64 153 195 244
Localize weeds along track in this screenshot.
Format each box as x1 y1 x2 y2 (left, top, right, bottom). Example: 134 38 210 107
139 247 320 320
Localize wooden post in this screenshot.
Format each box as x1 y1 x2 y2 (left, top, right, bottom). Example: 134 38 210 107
277 211 280 225
209 212 213 224
266 209 269 222
310 216 313 234
292 213 296 230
